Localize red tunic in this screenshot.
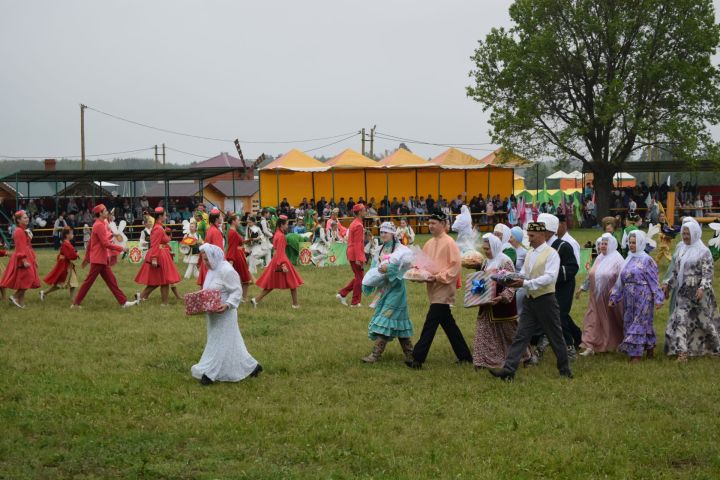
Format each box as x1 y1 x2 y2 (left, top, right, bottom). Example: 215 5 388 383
134 223 181 286
44 240 79 285
225 228 252 283
197 224 224 286
255 230 304 290
0 226 41 290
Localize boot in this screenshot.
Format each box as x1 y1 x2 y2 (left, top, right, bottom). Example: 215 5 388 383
399 338 414 364
362 338 388 363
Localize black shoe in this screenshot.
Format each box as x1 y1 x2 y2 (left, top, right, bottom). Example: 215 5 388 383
250 363 263 378
559 369 574 379
200 374 213 385
405 360 422 369
488 368 515 381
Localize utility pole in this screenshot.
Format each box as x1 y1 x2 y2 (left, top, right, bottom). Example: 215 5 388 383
154 145 159 166
162 143 166 165
361 128 366 156
369 125 376 159
80 104 87 170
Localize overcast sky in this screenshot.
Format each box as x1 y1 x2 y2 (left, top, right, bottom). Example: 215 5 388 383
1 0 718 165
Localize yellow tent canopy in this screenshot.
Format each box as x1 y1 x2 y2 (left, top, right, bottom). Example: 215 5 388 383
325 149 379 168
478 147 534 168
261 148 328 172
430 147 488 169
514 173 525 192
378 148 430 168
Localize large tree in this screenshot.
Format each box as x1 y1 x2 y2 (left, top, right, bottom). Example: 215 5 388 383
468 0 720 218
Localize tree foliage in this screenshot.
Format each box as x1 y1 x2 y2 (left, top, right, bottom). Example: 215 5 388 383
468 0 720 214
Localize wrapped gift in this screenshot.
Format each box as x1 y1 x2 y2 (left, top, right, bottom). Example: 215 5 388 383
463 270 496 307
184 289 222 315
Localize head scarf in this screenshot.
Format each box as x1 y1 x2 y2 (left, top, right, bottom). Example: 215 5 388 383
593 233 624 297
493 223 512 253
510 226 524 244
482 232 511 271
623 230 649 269
677 222 710 286
200 243 229 289
452 205 473 236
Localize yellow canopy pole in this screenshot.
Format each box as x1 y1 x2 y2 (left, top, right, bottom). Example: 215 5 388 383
364 170 368 201
276 169 280 207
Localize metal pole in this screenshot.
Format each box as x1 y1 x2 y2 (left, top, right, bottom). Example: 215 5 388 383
232 168 237 212
154 145 158 166
80 104 86 170
370 125 376 158
162 143 166 165
361 128 366 156
55 181 59 218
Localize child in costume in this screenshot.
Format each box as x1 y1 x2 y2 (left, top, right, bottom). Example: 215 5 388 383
41 227 79 300
395 218 415 246
251 217 304 309
82 224 92 250
225 214 253 303
0 210 41 308
310 217 330 267
246 216 270 274
181 219 201 279
360 221 415 363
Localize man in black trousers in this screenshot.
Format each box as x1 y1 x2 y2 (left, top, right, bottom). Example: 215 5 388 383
406 211 472 369
489 220 572 381
538 213 581 358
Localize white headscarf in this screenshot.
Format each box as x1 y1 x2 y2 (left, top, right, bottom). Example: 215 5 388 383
593 233 624 297
200 243 229 289
674 216 702 257
482 232 511 271
493 223 512 252
452 205 473 235
623 230 649 268
677 222 710 286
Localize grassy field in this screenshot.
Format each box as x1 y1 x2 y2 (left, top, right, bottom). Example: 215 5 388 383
1 229 719 479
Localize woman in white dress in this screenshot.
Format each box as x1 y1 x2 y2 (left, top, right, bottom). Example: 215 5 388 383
191 243 262 385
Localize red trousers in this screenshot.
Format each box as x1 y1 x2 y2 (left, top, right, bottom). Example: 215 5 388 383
339 261 364 305
74 263 128 306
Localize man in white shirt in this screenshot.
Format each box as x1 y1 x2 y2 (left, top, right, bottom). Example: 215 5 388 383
489 220 573 381
557 214 581 265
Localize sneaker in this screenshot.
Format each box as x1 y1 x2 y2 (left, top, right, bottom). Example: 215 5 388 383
579 347 595 357
349 303 362 308
122 300 138 308
135 292 142 303
70 304 82 309
251 298 258 308
566 345 577 361
291 304 300 309
249 364 263 377
336 293 348 306
39 291 45 302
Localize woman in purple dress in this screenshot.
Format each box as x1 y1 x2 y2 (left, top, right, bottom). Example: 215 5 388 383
609 230 664 363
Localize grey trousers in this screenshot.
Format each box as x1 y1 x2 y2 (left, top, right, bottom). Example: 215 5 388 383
504 293 570 374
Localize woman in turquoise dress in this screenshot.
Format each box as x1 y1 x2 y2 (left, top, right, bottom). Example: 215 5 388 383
361 222 414 364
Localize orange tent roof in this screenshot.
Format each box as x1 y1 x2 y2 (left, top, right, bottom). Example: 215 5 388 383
378 148 431 168
260 149 328 172
478 148 533 168
325 149 379 168
430 147 489 169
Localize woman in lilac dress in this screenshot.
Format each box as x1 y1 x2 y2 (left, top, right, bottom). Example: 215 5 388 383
609 230 664 362
576 233 624 355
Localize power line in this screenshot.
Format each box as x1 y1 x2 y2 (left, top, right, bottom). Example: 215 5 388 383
374 133 496 152
0 147 154 160
376 131 495 148
164 146 212 159
84 104 359 144
304 132 360 153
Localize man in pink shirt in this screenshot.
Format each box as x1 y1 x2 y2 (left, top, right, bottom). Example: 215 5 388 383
336 204 366 307
407 211 472 368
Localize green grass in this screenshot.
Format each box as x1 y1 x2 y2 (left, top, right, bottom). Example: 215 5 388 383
1 229 719 479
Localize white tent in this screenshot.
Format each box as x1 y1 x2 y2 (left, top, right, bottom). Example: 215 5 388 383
566 170 583 179
546 170 568 179
616 172 635 180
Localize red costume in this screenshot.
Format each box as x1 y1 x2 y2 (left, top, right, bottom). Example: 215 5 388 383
338 216 365 305
0 225 41 290
134 223 181 286
255 230 303 290
197 223 224 286
73 218 128 306
44 240 79 286
225 228 252 283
